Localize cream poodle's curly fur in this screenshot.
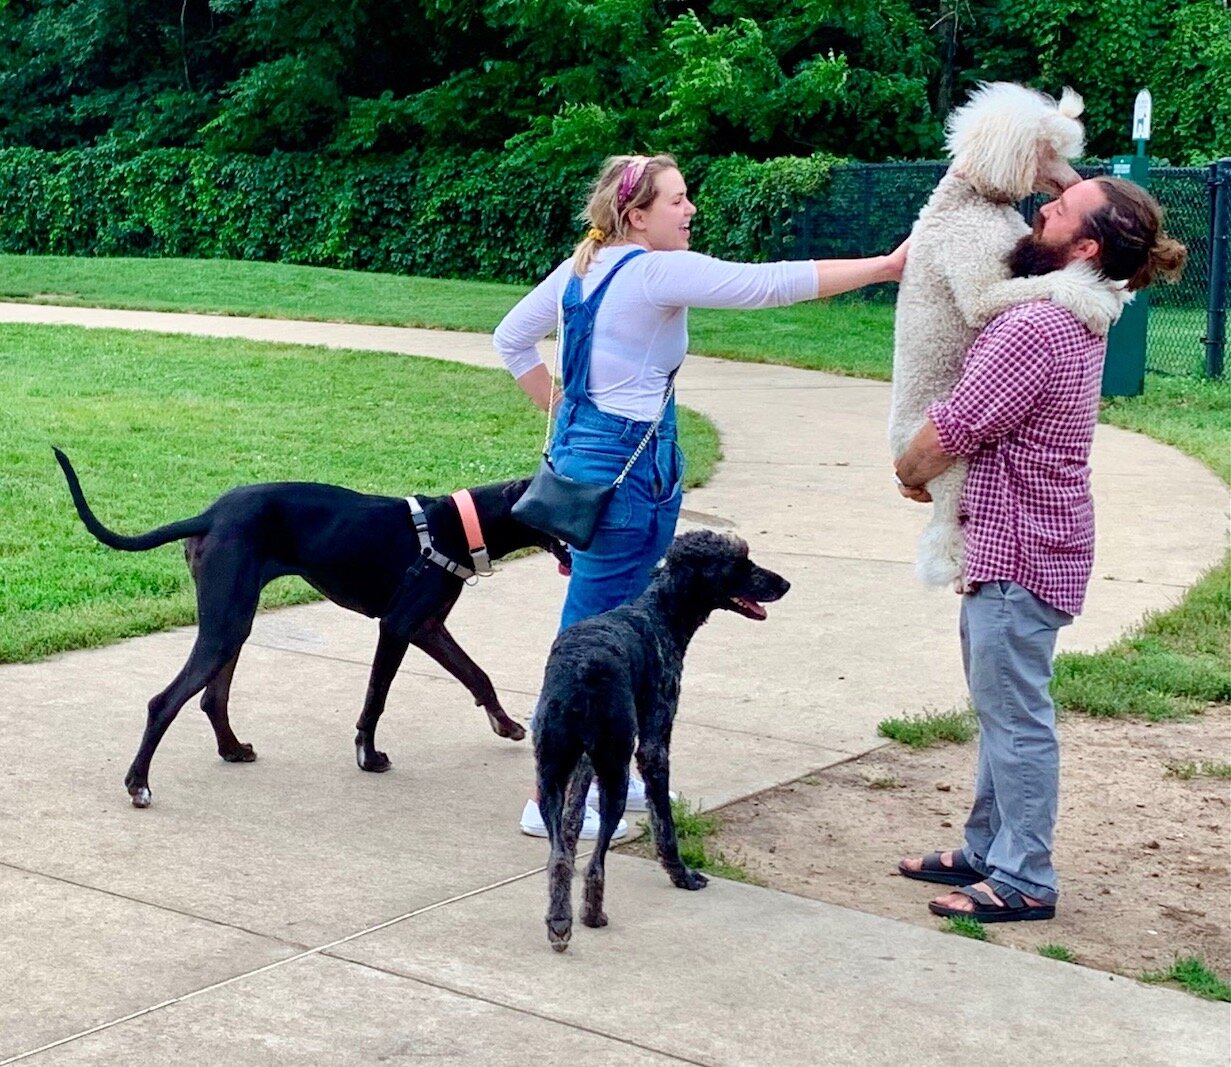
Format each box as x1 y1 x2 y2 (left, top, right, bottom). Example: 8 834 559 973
890 82 1130 587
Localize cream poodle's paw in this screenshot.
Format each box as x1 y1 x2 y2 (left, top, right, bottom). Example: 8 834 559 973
916 520 965 587
1047 261 1123 335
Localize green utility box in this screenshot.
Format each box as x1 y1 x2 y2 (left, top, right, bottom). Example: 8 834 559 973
1101 154 1150 397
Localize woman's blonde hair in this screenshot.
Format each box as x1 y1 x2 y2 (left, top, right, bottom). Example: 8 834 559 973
572 153 678 275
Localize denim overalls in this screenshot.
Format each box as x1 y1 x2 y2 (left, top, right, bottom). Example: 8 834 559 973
551 249 685 632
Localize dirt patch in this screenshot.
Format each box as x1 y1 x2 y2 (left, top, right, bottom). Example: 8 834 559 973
703 707 1230 982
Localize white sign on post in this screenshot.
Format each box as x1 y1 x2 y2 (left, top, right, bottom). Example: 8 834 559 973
1133 89 1152 142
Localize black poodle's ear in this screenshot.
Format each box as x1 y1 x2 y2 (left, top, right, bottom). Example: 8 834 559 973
664 529 748 576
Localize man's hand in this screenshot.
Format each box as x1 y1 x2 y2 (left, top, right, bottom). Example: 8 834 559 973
897 480 933 503
895 418 955 488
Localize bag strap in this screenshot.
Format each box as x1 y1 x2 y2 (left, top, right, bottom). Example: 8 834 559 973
612 371 676 487
539 298 565 455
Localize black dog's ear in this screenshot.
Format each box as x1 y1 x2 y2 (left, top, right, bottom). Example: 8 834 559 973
503 478 533 505
547 539 572 571
665 529 747 568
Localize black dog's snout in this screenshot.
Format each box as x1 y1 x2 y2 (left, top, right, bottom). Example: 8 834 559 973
750 565 790 602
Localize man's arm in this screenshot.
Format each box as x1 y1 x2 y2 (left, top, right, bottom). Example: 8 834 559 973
895 419 955 500
895 313 1055 502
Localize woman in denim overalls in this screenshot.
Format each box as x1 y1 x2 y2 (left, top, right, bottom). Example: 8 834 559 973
494 153 907 837
549 245 682 630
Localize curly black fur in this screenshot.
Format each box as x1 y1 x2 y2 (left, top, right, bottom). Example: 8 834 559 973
534 529 790 950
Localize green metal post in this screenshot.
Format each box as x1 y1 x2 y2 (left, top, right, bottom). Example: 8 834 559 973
1102 153 1151 397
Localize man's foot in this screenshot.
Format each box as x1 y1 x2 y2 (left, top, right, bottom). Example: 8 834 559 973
898 848 984 886
519 799 628 841
928 879 1055 923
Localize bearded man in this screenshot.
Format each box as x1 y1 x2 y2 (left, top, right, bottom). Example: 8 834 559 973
893 176 1187 922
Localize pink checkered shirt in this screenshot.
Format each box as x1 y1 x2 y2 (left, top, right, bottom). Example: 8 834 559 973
928 301 1107 616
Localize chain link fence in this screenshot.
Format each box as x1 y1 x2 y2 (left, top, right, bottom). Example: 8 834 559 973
779 161 1228 379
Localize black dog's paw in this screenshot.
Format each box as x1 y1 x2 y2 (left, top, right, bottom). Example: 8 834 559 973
221 742 256 763
486 710 526 741
547 917 573 952
672 869 709 891
353 731 392 772
581 907 608 928
361 750 391 773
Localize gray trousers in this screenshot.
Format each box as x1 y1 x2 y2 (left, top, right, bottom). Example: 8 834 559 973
958 581 1072 904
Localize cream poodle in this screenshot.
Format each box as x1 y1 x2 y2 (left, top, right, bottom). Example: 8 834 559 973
890 82 1130 587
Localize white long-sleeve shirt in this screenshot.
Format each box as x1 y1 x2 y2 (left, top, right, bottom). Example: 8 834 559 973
493 246 818 420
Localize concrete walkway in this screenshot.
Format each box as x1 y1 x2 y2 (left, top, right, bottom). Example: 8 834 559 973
1 303 1226 1066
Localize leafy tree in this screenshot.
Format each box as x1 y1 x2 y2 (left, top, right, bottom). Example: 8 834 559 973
0 0 1222 165
952 0 1228 163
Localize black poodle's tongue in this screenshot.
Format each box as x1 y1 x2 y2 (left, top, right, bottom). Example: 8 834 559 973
731 596 767 620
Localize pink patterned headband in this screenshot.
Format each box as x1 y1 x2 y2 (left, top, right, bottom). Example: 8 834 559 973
616 156 650 208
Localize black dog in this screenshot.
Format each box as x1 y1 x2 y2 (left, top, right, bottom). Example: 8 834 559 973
53 448 569 809
535 530 790 951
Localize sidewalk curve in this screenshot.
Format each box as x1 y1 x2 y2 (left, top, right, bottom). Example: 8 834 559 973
1 304 1226 1066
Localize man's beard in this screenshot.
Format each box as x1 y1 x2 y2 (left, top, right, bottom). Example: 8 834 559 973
1008 223 1079 278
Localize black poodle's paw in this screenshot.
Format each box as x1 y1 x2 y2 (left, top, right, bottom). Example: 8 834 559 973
581 905 608 928
671 868 709 891
547 917 573 951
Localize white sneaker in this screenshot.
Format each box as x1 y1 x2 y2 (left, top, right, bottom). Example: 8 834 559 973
587 775 677 813
519 799 628 841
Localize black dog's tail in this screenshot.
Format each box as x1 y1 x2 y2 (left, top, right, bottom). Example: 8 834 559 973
53 447 211 552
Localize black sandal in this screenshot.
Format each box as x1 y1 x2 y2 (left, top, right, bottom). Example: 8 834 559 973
898 849 984 886
928 879 1056 923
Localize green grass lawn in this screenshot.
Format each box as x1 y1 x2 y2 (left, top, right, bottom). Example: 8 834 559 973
0 254 525 332
0 320 718 662
0 252 896 378
1 253 1226 715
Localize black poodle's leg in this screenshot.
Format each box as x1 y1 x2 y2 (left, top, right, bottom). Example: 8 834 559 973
538 728 584 952
638 729 707 891
582 755 630 929
562 755 593 855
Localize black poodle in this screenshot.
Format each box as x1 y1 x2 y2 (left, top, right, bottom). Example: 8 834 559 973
534 530 790 951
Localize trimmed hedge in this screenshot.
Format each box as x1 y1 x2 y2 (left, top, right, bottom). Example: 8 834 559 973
0 146 843 284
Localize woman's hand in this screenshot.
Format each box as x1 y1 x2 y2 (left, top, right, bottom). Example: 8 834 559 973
814 238 912 298
883 237 910 282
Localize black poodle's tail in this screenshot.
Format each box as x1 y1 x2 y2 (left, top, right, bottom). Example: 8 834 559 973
53 447 211 552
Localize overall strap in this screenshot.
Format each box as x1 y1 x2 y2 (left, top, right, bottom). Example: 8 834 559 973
563 247 647 316
549 247 648 436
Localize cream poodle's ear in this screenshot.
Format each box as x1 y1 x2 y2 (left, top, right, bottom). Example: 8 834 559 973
945 82 1042 202
1058 87 1084 120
